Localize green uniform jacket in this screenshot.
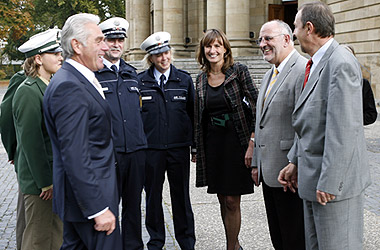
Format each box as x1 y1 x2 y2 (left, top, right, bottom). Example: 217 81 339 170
0 71 26 162
12 76 53 195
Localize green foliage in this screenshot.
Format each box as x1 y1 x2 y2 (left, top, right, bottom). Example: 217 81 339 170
0 0 34 41
1 0 126 62
0 70 6 80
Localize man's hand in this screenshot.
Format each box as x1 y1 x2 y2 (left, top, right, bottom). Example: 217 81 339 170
94 210 116 235
316 190 336 205
191 153 196 163
251 167 259 187
278 163 298 193
40 187 53 200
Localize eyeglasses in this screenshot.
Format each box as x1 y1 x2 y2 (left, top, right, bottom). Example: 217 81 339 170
255 34 285 45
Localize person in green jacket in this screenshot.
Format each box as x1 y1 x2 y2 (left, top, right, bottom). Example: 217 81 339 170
0 70 26 250
12 28 63 250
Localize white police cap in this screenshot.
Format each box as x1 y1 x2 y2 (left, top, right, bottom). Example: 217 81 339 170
140 32 171 55
99 17 129 39
18 28 62 58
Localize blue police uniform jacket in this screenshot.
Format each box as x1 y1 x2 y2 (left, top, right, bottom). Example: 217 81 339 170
96 59 147 153
138 64 195 149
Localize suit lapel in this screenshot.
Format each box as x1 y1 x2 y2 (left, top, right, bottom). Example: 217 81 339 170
294 40 339 113
63 62 112 123
261 52 299 120
258 70 272 117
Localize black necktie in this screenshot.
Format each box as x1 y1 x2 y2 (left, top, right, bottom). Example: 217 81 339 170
111 65 118 73
160 74 166 91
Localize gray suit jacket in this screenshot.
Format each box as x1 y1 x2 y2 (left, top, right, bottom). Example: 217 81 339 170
288 39 371 201
253 50 307 187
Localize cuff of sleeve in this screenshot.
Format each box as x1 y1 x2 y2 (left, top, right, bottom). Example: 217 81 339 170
88 207 109 220
41 185 53 192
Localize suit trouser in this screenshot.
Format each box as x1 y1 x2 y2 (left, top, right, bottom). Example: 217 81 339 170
303 192 364 250
115 150 146 250
60 219 122 250
16 183 26 250
144 147 195 250
262 181 305 250
22 194 63 250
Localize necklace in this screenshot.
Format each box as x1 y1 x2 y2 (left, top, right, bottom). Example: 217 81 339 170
210 71 222 75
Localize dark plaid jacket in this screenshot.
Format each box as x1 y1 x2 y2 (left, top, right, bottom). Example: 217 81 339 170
194 62 258 187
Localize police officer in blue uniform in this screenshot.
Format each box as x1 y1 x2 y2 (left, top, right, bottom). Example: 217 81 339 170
139 32 196 250
96 17 147 250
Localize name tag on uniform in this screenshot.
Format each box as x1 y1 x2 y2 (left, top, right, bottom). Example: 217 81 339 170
142 96 152 101
101 87 109 91
173 96 186 101
130 86 139 92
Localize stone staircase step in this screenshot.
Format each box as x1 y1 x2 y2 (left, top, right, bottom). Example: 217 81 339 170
128 56 270 88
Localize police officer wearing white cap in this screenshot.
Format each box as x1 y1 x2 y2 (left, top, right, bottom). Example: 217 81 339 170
96 17 147 250
138 32 196 250
12 28 63 250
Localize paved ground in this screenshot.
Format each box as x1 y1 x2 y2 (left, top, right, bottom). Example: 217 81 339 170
0 83 379 249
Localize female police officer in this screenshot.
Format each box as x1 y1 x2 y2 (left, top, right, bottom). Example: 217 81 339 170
138 32 195 250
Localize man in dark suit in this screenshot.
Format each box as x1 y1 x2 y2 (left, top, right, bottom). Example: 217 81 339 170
252 20 306 250
278 2 371 249
43 13 122 250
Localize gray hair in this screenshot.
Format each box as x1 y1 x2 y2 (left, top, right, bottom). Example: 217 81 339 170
61 13 100 60
266 19 294 46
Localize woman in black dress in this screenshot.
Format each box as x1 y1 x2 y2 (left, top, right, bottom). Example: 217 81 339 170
193 29 258 250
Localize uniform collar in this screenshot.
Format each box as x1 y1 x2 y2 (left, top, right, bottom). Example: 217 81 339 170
153 66 171 84
102 58 120 71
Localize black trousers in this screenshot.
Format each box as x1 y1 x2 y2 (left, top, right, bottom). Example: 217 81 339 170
144 147 195 250
262 180 305 250
115 150 146 250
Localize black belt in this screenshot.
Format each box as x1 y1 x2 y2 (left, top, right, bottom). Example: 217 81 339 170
210 113 230 127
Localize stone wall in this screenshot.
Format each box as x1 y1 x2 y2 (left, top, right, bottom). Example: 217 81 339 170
125 0 380 99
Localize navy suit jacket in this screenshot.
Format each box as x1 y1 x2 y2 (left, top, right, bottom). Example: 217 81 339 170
43 62 119 222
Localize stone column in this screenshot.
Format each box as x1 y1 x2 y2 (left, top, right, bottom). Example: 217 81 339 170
128 0 150 60
207 0 225 31
153 0 163 32
163 0 187 57
226 0 253 56
124 0 131 57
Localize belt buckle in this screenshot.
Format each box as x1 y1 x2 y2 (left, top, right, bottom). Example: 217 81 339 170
211 114 229 127
212 117 225 127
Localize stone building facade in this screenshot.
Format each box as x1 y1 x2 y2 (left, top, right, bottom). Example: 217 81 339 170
125 0 380 99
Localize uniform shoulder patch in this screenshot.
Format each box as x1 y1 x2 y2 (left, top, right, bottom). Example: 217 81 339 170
24 80 35 86
125 63 137 71
177 69 191 76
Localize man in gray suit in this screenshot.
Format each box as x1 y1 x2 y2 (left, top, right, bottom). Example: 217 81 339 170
252 20 306 250
278 2 371 249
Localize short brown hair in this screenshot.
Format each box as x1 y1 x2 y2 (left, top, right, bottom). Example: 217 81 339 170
196 29 234 73
22 56 40 78
298 1 335 38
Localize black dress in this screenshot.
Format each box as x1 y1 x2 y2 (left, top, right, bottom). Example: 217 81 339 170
204 83 254 195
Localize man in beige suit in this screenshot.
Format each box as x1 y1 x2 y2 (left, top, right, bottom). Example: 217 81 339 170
252 20 307 250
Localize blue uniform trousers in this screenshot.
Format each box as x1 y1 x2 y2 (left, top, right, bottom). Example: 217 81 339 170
116 150 146 250
144 147 195 250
